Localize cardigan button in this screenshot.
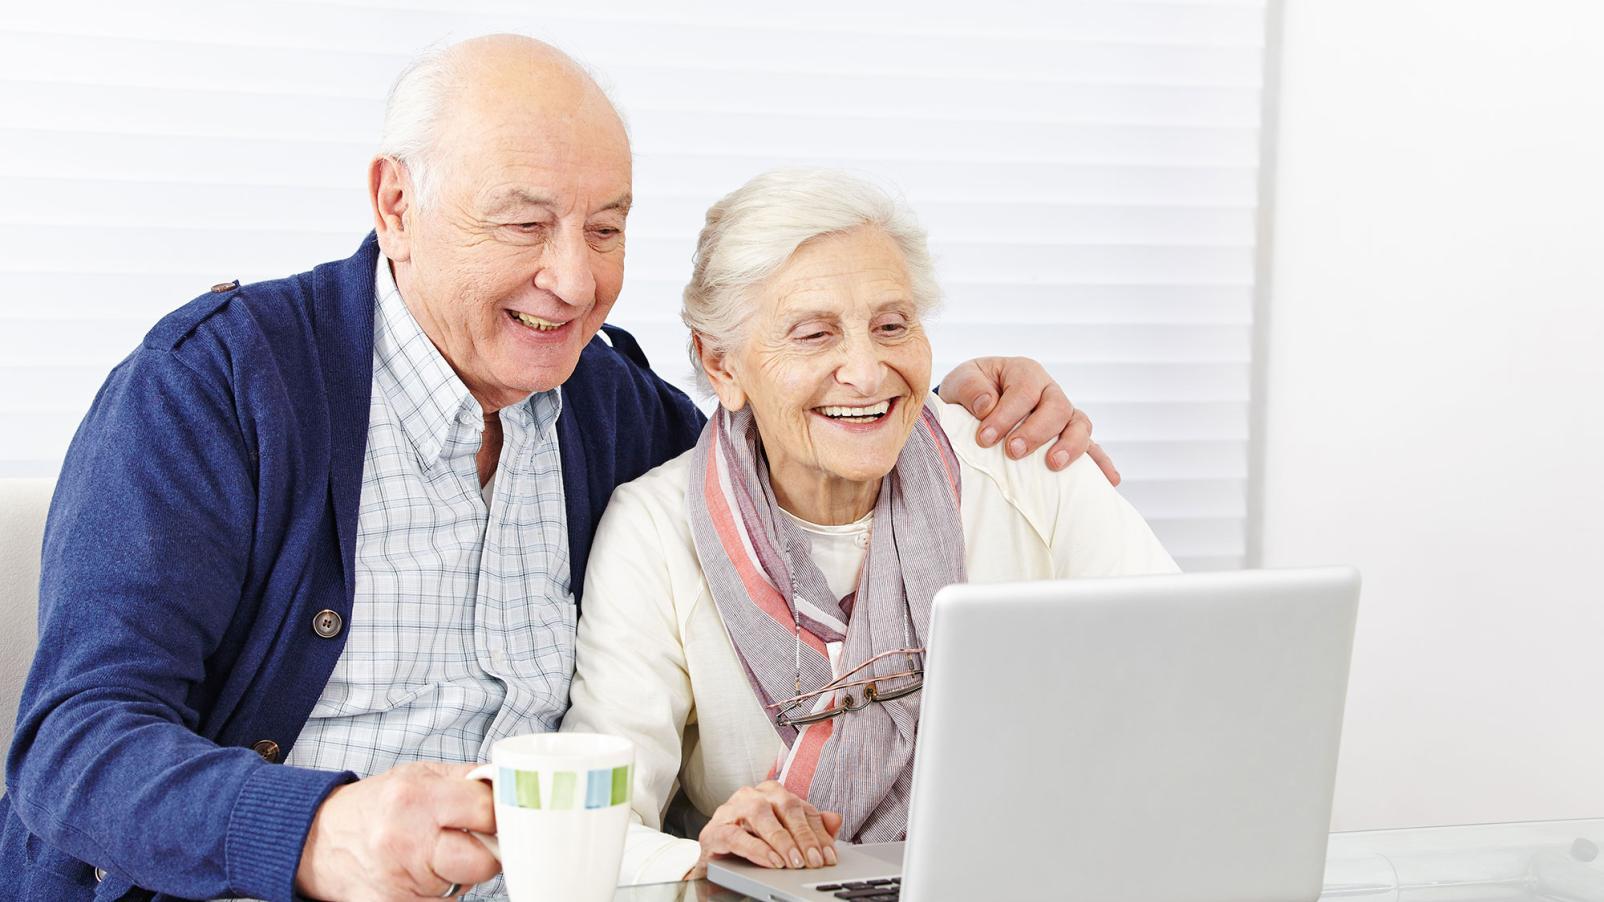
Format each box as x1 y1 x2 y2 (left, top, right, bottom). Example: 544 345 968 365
94 867 106 883
312 609 344 639
210 279 239 294
252 739 281 763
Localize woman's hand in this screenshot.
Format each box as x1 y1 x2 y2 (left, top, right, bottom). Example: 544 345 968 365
686 781 843 879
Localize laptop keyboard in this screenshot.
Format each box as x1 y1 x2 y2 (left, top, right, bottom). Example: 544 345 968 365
812 877 901 899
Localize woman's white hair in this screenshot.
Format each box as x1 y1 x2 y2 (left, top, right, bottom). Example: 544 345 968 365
682 168 940 389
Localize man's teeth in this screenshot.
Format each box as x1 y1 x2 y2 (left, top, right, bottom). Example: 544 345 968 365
820 401 891 420
511 311 563 332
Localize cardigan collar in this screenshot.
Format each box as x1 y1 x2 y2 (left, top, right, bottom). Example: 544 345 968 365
307 233 592 603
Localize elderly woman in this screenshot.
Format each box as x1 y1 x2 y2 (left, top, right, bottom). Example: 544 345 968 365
562 169 1177 885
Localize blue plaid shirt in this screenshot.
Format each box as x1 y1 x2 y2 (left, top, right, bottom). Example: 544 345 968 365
3 233 706 902
287 259 575 776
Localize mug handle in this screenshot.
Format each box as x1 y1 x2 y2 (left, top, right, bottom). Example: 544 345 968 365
464 764 501 860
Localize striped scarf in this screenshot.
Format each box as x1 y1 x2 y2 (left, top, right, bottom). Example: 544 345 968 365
686 398 965 842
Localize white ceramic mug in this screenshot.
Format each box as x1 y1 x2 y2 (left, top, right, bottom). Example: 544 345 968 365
466 733 635 902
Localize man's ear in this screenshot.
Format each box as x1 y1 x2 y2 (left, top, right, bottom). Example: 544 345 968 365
369 155 415 263
694 333 747 412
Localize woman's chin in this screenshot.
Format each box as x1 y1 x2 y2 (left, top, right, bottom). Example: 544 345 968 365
822 464 897 486
812 447 901 487
803 420 917 484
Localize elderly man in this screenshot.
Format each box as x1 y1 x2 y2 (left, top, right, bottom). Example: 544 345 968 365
1 35 1108 902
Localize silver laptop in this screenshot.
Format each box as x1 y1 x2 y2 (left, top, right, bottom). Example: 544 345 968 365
709 567 1360 902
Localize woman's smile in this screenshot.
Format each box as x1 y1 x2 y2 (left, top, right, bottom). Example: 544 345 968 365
810 396 901 431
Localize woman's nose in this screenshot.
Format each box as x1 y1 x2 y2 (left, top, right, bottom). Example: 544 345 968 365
834 337 886 393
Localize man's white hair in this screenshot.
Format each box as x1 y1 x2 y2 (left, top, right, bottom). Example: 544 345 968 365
375 36 625 210
377 45 457 211
682 168 941 390
376 37 627 212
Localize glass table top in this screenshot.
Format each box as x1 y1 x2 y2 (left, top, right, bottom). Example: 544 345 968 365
604 818 1604 902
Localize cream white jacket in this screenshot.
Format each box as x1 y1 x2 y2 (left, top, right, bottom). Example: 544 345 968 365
562 401 1179 885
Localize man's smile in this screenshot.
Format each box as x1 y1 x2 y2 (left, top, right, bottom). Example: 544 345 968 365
508 309 568 332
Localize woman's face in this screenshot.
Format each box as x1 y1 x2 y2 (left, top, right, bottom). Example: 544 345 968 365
710 226 933 505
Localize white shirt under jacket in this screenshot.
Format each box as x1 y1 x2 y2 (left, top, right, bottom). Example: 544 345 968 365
562 400 1180 885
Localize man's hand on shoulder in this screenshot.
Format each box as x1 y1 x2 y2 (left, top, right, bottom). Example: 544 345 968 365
296 761 499 901
938 356 1120 485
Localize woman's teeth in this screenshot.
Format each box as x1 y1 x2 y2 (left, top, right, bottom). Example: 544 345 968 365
511 311 563 332
819 401 891 422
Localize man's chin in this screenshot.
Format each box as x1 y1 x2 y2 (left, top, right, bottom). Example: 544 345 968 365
476 357 581 411
488 323 603 404
512 362 579 397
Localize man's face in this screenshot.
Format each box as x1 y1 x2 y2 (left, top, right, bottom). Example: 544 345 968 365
394 83 633 411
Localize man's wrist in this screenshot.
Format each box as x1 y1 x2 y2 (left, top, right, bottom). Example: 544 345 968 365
226 762 355 902
294 783 344 899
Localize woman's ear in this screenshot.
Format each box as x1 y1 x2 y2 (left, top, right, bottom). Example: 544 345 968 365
695 333 747 412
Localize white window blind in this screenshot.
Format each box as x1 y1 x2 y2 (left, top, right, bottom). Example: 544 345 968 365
0 1 1269 571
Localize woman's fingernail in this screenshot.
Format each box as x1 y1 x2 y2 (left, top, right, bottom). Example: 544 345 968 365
1009 438 1026 458
770 853 786 869
1051 451 1069 468
825 845 838 865
789 850 805 868
807 848 823 868
980 427 999 445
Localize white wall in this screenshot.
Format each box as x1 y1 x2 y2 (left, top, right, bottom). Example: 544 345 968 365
0 2 1272 570
1261 1 1604 829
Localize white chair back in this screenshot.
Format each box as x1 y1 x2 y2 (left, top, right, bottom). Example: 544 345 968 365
0 479 53 778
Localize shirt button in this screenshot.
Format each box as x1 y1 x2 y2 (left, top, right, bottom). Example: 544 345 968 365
252 739 281 763
312 609 344 639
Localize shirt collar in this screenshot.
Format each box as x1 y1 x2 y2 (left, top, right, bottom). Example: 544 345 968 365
372 256 479 466
371 257 564 465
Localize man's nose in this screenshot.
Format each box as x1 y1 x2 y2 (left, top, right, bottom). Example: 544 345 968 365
533 227 597 308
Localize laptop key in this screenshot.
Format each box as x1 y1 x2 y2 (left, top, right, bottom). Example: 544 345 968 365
833 889 897 899
814 884 844 892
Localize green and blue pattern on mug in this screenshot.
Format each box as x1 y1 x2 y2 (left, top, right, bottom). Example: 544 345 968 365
497 765 632 810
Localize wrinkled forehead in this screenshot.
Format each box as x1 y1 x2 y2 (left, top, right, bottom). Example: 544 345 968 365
438 67 633 208
765 229 914 312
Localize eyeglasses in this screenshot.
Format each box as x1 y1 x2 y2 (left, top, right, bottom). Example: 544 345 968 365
768 647 925 728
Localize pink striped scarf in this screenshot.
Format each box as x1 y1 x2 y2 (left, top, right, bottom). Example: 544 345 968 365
686 398 965 842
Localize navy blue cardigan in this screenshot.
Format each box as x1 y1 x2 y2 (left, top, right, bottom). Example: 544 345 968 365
0 235 705 901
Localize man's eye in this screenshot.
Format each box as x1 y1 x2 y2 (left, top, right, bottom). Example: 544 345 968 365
589 227 624 248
